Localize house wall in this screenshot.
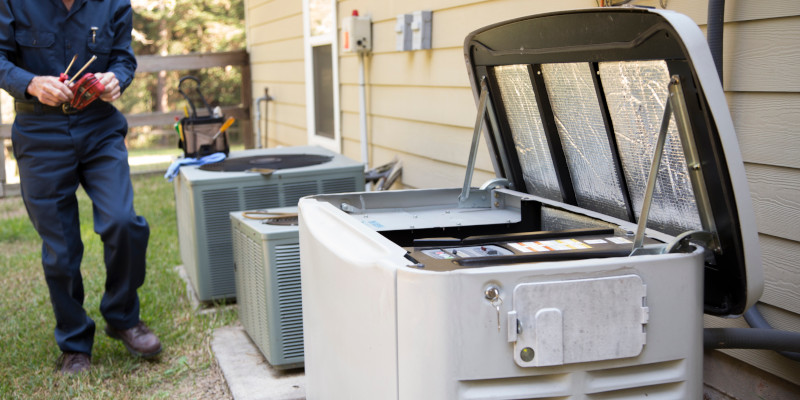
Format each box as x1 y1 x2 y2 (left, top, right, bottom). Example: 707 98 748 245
245 0 307 148
666 0 800 390
244 0 800 393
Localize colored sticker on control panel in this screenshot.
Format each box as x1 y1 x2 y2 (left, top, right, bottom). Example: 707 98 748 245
421 249 455 259
607 237 632 244
584 239 607 244
508 238 591 253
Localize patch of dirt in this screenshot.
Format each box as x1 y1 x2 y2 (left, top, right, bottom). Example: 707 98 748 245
174 358 233 400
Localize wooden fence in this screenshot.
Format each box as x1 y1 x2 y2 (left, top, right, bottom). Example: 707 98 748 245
0 50 251 198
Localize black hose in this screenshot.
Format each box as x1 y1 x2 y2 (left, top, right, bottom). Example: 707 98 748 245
704 328 800 356
744 306 800 362
707 0 725 82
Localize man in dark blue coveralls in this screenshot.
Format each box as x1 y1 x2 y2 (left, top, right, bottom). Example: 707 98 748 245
0 0 161 374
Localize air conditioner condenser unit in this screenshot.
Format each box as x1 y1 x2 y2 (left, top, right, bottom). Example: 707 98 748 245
174 146 364 301
231 207 303 369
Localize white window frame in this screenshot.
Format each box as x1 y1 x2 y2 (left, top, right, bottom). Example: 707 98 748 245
302 0 341 152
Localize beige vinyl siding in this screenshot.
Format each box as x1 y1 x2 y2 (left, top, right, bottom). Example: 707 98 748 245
245 0 800 388
245 0 305 148
759 234 800 314
729 92 800 169
669 0 800 23
748 165 800 243
718 18 800 93
663 0 800 387
337 0 597 188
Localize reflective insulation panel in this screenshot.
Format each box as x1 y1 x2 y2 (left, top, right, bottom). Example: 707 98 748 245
599 60 702 235
494 65 563 202
541 62 629 221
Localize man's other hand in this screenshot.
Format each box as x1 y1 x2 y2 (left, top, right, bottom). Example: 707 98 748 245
93 72 120 102
26 76 72 106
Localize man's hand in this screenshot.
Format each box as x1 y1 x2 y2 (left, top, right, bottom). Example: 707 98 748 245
26 76 72 106
93 72 120 102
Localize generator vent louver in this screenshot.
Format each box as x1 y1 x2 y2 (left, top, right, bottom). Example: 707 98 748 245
457 359 688 399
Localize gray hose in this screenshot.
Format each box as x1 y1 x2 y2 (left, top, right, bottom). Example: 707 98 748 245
704 328 800 356
707 0 725 81
744 306 800 362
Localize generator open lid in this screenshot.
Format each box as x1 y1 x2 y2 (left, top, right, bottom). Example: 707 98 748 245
463 8 761 317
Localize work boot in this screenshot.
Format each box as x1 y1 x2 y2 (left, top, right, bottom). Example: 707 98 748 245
57 352 91 374
105 321 162 358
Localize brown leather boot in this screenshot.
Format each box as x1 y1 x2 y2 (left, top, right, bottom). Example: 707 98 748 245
105 321 162 358
57 352 91 374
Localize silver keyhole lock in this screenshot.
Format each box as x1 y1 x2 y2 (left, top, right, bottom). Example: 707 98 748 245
484 285 503 332
484 286 500 301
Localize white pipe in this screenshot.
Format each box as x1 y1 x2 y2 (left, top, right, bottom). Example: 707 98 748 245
358 51 368 169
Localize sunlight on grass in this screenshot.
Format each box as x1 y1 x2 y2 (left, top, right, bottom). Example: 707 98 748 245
0 173 237 399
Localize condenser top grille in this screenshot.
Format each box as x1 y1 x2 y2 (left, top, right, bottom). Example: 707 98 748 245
199 154 333 172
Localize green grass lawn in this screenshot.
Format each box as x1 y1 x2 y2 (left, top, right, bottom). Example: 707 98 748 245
0 173 236 399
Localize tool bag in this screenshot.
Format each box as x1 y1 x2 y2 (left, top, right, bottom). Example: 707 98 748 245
177 76 230 158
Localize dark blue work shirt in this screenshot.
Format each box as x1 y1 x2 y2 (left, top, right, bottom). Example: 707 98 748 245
0 0 136 101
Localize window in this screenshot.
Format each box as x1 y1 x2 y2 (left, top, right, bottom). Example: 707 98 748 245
303 0 340 151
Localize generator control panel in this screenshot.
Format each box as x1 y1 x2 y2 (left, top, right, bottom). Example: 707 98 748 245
421 245 514 260
405 229 662 272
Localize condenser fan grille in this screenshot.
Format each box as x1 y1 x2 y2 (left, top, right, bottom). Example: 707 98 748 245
200 154 333 172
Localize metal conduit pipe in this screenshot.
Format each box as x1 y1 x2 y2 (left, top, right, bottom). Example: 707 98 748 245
744 307 800 361
704 327 800 355
254 87 272 149
358 51 368 170
707 0 725 82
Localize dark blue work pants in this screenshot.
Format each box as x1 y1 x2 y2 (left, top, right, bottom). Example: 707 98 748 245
11 106 149 356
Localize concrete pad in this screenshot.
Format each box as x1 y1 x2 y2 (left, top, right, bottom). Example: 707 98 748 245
213 324 306 400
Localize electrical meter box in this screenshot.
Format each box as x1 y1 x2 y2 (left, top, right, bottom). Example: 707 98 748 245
299 8 762 400
342 11 372 53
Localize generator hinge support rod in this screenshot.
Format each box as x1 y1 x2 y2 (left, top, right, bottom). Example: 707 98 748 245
631 76 720 255
459 76 503 206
